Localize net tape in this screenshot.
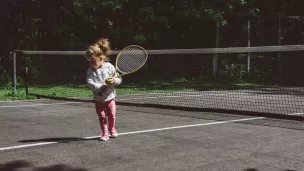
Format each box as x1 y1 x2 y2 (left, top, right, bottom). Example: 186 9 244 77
15 45 304 56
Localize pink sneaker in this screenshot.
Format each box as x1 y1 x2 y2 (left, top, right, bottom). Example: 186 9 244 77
110 129 118 138
100 134 109 141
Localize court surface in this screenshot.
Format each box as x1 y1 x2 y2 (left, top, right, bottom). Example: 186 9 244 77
0 99 304 171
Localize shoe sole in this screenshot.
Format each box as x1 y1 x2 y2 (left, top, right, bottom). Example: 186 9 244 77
110 134 118 138
99 137 109 141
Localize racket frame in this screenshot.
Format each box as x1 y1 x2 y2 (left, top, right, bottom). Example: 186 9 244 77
114 45 148 78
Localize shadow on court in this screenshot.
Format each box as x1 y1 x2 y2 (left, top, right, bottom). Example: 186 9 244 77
0 160 87 171
244 168 297 171
0 161 299 171
18 137 98 143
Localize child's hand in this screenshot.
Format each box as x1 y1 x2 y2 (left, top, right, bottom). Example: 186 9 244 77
105 77 115 86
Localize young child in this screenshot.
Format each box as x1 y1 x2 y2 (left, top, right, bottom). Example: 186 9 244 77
85 39 122 141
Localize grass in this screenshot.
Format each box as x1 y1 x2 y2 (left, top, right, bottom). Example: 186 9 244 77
0 88 35 101
0 79 277 101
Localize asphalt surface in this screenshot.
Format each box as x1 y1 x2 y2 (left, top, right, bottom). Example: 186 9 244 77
0 99 304 171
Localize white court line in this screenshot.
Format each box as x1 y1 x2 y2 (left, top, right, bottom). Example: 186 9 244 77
0 102 83 108
119 92 286 101
0 93 242 108
0 116 264 152
119 94 227 101
0 99 50 103
288 113 304 116
0 91 281 108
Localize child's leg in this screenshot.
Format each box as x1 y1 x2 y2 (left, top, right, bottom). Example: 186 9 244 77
107 100 118 137
95 102 109 140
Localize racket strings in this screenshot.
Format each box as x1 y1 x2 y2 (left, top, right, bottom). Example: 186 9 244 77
117 47 147 74
119 54 145 71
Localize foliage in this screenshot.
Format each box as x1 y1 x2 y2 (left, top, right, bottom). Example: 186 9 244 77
5 76 25 94
219 59 248 82
3 0 303 50
0 66 10 86
72 0 259 48
1 0 304 97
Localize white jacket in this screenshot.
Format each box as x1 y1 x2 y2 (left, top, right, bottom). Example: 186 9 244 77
86 62 122 101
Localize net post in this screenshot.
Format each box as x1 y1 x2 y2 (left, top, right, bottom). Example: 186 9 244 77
277 12 283 80
11 51 17 96
213 21 220 79
23 56 29 97
247 15 251 75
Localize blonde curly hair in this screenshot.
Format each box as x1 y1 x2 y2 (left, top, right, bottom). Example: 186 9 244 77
85 38 111 61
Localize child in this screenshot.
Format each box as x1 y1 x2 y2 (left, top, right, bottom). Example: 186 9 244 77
85 39 122 141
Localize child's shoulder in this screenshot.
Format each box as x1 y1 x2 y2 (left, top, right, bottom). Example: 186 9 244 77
87 67 94 72
104 62 115 68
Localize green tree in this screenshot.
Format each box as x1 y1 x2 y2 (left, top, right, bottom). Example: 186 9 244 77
73 0 257 49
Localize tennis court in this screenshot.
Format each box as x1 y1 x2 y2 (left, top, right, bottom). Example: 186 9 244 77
2 44 304 171
3 1 304 170
1 99 304 171
12 46 304 120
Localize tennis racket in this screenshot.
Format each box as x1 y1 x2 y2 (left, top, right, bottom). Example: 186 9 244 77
105 45 148 85
115 45 148 77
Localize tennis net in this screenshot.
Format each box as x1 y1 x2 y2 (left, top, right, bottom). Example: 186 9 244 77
15 45 304 119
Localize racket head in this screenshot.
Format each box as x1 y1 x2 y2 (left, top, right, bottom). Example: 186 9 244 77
115 45 148 77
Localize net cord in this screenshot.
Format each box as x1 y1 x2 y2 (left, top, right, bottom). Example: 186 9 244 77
15 45 304 56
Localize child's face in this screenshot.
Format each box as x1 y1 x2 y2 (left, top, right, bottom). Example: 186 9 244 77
88 56 104 69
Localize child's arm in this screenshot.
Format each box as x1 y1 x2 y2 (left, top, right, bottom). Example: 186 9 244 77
86 69 103 92
113 74 122 85
107 65 122 86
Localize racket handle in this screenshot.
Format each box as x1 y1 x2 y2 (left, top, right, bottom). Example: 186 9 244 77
113 72 123 78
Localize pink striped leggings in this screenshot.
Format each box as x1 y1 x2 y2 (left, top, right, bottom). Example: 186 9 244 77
95 99 116 135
